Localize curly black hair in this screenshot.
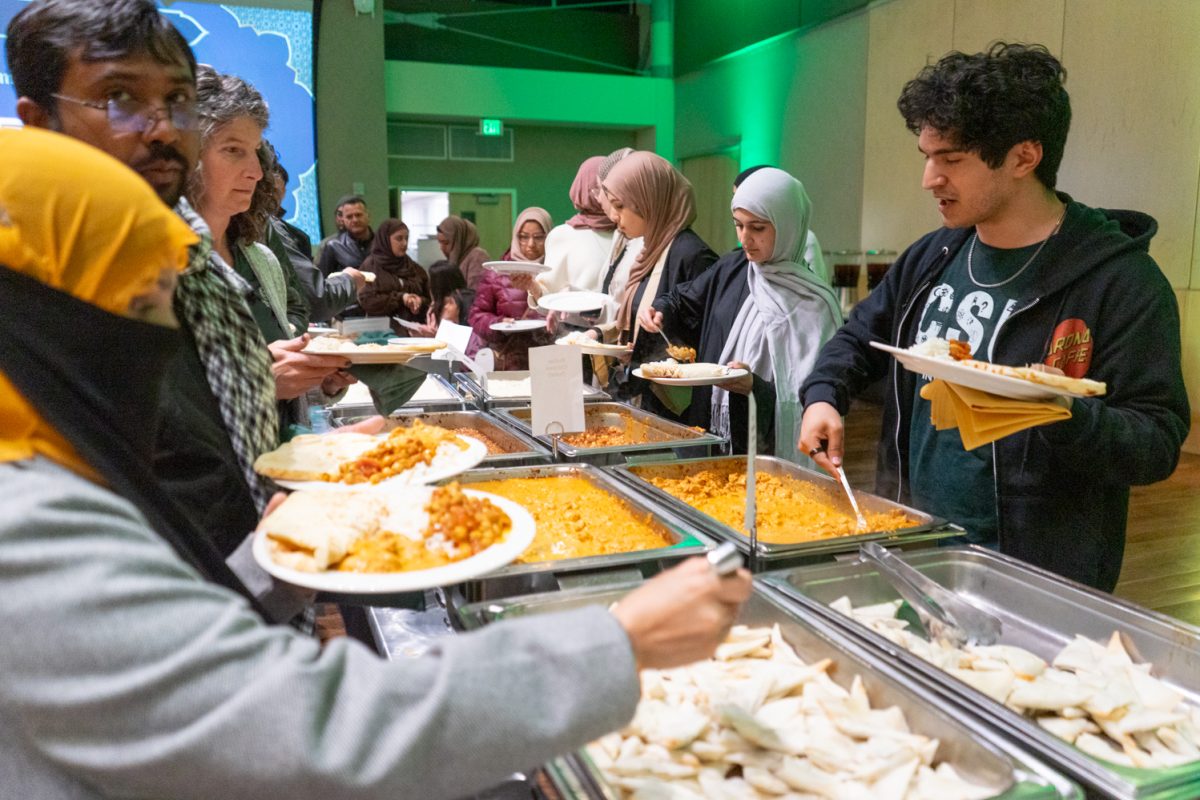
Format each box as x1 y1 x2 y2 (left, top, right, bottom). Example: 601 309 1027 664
897 42 1071 189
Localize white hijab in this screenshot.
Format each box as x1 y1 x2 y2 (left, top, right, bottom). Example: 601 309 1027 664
713 168 842 461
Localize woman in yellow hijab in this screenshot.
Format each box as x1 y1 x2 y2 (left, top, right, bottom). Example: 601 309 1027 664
0 128 751 800
0 126 261 602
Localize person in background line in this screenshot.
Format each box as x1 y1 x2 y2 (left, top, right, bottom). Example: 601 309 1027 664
798 42 1189 591
469 207 553 371
642 168 842 459
357 218 430 327
417 260 476 341
269 158 365 323
530 155 616 302
732 164 831 286
0 127 754 800
6 0 280 543
436 215 490 291
594 151 718 419
187 66 353 427
316 194 373 278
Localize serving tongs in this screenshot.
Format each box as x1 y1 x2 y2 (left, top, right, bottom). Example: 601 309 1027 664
859 541 1002 647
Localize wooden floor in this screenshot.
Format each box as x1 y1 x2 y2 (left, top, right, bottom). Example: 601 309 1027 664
841 399 1200 627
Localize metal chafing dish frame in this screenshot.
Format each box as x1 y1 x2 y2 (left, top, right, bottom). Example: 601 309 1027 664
453 370 610 410
437 463 716 606
457 581 1083 800
611 454 956 566
328 373 466 423
761 546 1200 800
491 402 726 466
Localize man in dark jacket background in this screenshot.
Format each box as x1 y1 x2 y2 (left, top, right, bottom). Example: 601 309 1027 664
798 42 1189 591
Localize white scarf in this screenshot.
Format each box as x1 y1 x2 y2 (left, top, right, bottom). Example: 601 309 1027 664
712 169 842 461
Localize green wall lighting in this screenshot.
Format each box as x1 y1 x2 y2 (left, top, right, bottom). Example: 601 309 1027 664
480 118 504 137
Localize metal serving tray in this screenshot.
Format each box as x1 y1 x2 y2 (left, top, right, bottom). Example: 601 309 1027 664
492 402 725 466
328 373 466 422
457 582 1082 800
612 455 954 567
453 370 610 410
439 463 715 604
762 546 1200 800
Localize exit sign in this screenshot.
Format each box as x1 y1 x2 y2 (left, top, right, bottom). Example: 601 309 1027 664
480 118 503 137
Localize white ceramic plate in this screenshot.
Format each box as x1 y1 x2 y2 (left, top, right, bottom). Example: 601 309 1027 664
490 319 546 333
870 341 1082 400
273 434 488 491
252 487 535 594
484 260 549 275
307 325 338 335
393 318 425 332
555 340 632 357
633 366 748 387
538 291 609 314
302 338 445 364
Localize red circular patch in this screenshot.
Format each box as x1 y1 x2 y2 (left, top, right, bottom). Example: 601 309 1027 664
1045 318 1093 378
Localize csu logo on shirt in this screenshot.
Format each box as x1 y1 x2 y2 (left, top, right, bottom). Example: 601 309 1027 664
1046 318 1094 377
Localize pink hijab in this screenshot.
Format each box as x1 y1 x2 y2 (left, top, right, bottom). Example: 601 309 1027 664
601 151 696 331
508 207 553 263
564 156 615 231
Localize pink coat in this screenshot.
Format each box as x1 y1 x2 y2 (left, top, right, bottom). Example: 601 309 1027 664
467 269 547 370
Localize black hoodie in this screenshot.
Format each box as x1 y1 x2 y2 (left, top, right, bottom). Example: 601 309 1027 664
800 196 1190 591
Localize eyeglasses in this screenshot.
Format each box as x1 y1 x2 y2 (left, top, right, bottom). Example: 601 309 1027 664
517 234 547 243
50 93 200 134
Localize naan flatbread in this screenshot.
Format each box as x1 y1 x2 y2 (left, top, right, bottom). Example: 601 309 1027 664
260 490 388 571
253 432 380 481
961 359 1107 396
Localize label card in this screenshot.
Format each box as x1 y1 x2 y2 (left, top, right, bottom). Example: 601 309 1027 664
529 345 585 436
433 319 474 362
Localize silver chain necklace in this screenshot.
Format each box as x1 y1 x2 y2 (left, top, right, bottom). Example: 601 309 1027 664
967 206 1067 289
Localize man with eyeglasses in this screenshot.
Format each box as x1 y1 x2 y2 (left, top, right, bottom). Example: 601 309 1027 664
6 0 312 581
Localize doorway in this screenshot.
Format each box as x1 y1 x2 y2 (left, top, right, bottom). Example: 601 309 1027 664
392 187 516 266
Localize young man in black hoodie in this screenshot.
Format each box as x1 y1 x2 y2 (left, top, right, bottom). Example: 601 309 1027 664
798 42 1189 592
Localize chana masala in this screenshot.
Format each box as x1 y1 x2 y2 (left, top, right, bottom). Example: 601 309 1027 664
338 482 510 572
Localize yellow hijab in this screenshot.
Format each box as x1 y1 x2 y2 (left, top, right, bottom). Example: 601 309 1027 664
0 127 198 477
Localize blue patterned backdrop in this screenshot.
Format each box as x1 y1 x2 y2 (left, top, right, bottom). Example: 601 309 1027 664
0 1 319 240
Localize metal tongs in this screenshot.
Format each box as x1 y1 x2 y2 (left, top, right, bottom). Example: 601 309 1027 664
706 541 743 576
859 542 1002 647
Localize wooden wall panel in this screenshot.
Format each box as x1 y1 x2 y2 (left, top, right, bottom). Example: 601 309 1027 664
680 153 740 255
1180 290 1200 454
779 12 870 253
1058 0 1200 290
951 0 1064 55
861 0 954 255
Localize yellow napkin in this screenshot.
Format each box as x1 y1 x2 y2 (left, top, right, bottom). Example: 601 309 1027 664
920 379 1070 450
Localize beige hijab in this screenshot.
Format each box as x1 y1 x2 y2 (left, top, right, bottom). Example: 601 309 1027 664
438 216 481 266
601 151 696 331
508 207 553 263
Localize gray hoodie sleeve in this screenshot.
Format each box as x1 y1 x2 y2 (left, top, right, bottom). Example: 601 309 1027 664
0 458 639 800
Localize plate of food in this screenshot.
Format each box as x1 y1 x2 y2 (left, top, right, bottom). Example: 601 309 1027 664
489 319 546 333
254 421 488 490
634 361 748 386
303 335 446 364
555 331 633 357
538 291 609 314
253 482 535 594
871 339 1107 400
484 260 549 276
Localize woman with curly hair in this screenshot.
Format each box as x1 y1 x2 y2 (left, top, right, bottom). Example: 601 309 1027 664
187 65 309 342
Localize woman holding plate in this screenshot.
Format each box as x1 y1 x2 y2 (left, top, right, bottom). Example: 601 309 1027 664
641 167 842 458
594 151 717 419
357 218 429 325
0 127 751 800
468 207 553 370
